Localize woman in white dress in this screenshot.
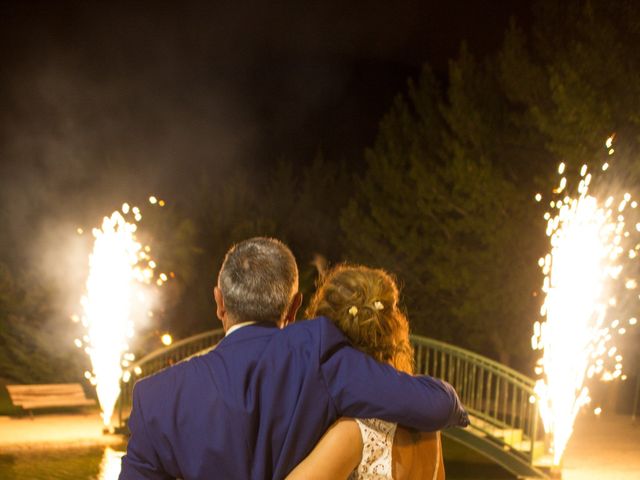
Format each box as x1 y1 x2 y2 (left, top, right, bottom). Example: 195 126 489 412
287 265 445 480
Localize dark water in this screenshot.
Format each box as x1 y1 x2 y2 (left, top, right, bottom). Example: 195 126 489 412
0 447 514 479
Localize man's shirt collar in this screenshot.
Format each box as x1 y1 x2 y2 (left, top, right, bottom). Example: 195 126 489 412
225 321 259 337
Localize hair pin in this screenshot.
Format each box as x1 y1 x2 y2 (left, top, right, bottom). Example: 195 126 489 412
348 306 358 316
373 301 384 310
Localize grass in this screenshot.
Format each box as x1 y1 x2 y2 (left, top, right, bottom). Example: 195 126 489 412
0 445 126 480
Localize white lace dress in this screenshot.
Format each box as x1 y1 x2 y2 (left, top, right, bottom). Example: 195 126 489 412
348 418 397 480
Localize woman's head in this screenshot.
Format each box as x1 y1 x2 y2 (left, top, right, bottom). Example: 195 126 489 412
306 264 414 374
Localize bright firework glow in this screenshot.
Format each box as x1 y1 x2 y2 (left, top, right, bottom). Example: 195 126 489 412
532 138 636 466
99 447 125 480
77 205 160 427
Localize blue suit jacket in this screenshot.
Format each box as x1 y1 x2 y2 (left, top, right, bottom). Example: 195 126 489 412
120 317 467 479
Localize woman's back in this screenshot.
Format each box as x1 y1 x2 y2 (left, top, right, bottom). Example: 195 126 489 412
349 419 444 480
393 426 444 480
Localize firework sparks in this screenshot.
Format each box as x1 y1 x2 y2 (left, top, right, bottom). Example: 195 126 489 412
75 202 162 427
532 138 636 466
99 447 125 480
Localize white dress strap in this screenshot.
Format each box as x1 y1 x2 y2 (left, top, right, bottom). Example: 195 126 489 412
348 418 397 480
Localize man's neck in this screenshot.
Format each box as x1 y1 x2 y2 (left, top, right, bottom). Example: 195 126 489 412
225 320 259 336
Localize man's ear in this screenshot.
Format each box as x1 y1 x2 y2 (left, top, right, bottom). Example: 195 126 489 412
282 292 303 328
213 286 226 324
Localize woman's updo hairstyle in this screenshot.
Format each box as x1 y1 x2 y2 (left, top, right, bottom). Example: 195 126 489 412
305 264 414 374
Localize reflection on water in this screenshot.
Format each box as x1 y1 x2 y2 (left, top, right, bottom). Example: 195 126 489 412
0 444 126 480
99 447 125 480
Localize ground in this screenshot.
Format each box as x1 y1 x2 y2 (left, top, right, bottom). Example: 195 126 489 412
561 413 640 480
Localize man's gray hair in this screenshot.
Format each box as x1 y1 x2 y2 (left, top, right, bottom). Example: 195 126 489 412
218 237 298 324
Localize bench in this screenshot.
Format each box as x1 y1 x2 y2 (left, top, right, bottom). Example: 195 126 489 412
6 383 96 413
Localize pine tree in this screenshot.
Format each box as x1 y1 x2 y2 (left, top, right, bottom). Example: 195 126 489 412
341 61 541 366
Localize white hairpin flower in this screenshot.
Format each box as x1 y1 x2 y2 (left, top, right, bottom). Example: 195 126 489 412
373 301 384 311
348 306 358 316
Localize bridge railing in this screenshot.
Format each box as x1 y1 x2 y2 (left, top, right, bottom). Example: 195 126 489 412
412 335 543 464
117 329 225 426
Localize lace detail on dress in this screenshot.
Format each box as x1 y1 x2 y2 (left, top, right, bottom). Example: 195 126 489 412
348 418 397 480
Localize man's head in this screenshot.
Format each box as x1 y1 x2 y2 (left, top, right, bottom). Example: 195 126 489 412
214 237 301 330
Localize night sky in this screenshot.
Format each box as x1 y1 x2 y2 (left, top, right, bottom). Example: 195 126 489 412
0 0 532 265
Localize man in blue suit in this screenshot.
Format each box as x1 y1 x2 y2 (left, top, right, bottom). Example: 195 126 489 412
120 237 468 479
